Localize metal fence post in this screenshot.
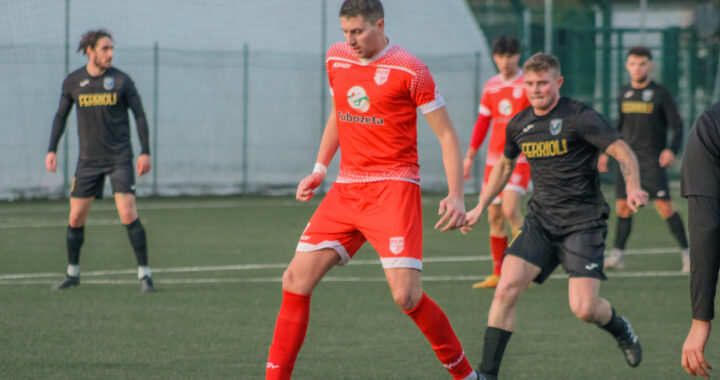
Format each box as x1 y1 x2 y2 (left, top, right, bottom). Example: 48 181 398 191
152 42 159 195
62 0 71 196
241 44 249 194
473 50 481 194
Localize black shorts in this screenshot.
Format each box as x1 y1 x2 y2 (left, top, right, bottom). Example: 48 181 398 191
616 159 670 200
505 215 607 284
687 196 720 320
70 160 135 199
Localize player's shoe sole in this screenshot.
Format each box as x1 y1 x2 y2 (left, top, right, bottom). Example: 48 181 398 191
52 275 80 291
140 276 156 293
472 275 500 289
616 316 642 367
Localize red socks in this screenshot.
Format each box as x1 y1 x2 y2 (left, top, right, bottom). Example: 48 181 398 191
490 236 508 276
266 290 311 380
404 293 474 380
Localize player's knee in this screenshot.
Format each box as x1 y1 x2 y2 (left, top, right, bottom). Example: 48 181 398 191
616 200 632 218
493 281 522 306
488 210 504 227
656 201 675 218
68 213 87 227
281 267 299 291
392 289 420 311
570 301 595 323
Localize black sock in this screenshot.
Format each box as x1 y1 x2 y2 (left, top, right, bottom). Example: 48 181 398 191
66 225 84 266
614 216 632 250
125 219 148 266
666 212 689 249
479 326 512 378
601 308 626 338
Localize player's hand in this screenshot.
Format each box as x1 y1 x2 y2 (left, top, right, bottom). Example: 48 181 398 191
682 319 713 378
296 172 324 202
45 152 57 172
461 205 484 234
434 195 466 232
625 187 648 213
463 157 474 180
136 154 151 176
597 153 609 172
659 149 675 167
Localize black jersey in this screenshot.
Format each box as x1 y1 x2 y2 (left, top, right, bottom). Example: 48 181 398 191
617 81 683 160
48 66 149 162
505 97 620 235
681 101 720 199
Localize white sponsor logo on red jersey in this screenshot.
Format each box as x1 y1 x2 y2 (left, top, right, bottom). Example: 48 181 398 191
347 86 370 112
498 99 513 116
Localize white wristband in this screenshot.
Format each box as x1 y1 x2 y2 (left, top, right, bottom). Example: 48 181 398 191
312 162 327 176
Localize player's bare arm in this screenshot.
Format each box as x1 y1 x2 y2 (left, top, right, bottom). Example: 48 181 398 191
425 106 466 231
462 154 516 234
296 102 340 202
682 319 713 378
658 148 675 167
605 139 648 212
45 151 57 172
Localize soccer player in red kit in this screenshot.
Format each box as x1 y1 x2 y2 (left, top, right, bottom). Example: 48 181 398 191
463 37 531 289
265 1 479 379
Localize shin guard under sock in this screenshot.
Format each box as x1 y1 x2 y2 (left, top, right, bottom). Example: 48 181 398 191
490 236 508 276
404 293 474 380
125 219 148 266
614 216 632 250
266 290 311 380
479 326 512 379
666 212 689 249
66 225 84 265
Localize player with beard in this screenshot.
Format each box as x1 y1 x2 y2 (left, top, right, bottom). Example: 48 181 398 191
599 46 688 272
46 29 154 292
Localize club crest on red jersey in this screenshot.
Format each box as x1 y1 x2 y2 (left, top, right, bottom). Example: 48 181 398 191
347 86 370 113
389 237 404 254
513 87 524 99
374 68 390 86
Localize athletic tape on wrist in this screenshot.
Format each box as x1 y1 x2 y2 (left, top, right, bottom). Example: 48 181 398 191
312 163 327 177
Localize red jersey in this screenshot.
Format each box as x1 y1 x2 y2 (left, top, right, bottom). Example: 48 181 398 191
326 42 444 184
469 71 530 165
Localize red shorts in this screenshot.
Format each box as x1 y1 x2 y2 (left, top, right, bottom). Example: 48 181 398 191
482 162 531 205
296 181 423 270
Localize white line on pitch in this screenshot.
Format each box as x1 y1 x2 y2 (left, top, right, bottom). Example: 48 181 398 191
0 270 688 286
0 247 683 281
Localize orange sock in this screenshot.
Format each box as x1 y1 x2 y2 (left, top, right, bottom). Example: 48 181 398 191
404 293 474 380
266 290 311 380
490 236 508 276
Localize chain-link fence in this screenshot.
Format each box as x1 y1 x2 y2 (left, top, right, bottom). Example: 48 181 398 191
0 0 495 200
